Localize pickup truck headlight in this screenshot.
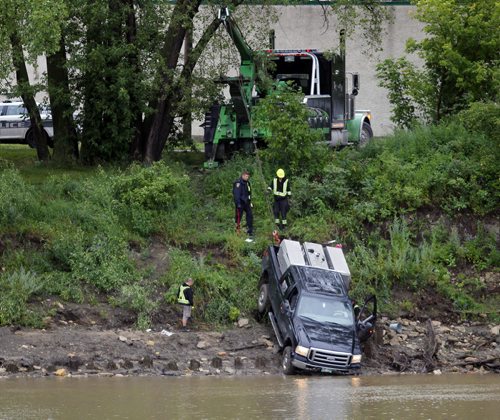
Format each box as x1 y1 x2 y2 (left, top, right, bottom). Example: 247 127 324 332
351 354 362 364
295 345 310 357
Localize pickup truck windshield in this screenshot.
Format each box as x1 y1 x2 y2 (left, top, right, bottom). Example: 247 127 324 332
297 295 354 327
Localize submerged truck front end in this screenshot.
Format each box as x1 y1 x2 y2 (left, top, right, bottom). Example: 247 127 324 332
259 239 376 375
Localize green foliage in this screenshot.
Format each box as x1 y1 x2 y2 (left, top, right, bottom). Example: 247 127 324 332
456 102 500 142
376 57 434 128
162 248 259 325
0 267 42 326
114 162 188 210
112 283 159 330
254 84 326 174
377 0 500 125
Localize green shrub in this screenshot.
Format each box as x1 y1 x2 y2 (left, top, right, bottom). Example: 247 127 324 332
112 283 159 329
113 162 188 210
0 267 42 326
456 102 500 141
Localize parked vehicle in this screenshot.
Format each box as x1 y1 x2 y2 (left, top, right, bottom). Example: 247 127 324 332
202 7 373 167
0 101 54 148
258 239 376 374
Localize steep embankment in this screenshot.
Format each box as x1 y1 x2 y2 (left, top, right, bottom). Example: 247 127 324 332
0 117 499 376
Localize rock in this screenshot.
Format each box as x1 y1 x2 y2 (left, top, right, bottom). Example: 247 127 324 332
166 361 178 371
146 340 155 347
118 336 128 343
56 302 65 310
55 368 67 376
261 339 274 348
121 359 133 369
211 357 222 369
106 361 118 370
465 357 479 363
234 357 244 369
197 341 209 349
4 363 18 373
237 318 249 328
490 326 500 336
67 356 83 371
389 337 400 346
217 352 227 357
189 359 201 371
255 357 267 369
431 320 441 328
433 369 442 375
140 356 153 368
224 367 235 374
0 367 6 374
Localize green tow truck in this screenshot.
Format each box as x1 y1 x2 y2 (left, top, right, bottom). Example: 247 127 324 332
203 7 373 168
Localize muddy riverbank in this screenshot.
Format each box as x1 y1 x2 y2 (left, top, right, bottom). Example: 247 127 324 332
1 302 498 378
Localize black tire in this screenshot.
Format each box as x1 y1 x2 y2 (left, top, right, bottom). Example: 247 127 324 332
25 129 36 148
25 129 52 148
282 346 295 375
359 122 373 147
257 283 270 314
204 142 213 160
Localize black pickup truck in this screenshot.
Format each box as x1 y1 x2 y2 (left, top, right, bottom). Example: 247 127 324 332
258 239 376 374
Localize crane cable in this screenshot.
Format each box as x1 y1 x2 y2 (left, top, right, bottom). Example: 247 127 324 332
227 16 282 239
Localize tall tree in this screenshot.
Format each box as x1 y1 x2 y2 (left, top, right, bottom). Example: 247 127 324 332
377 0 500 127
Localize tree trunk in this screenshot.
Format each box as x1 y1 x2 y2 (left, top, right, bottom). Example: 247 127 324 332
182 29 193 147
143 0 202 163
46 36 79 162
144 11 221 163
124 0 145 161
9 31 49 161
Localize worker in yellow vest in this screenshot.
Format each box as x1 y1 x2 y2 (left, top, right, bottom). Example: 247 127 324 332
268 168 291 230
177 278 194 331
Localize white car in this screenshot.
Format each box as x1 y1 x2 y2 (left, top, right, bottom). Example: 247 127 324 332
0 101 54 148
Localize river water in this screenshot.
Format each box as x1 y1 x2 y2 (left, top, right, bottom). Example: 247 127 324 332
0 374 499 419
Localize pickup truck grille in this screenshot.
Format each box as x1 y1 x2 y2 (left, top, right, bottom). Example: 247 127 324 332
308 348 351 368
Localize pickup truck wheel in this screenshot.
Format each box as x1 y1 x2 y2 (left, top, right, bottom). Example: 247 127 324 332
257 284 270 314
282 346 295 375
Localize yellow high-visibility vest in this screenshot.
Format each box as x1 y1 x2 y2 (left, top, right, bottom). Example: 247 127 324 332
273 178 289 197
178 285 190 304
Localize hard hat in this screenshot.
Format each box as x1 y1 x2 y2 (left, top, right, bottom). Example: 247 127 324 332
276 169 285 178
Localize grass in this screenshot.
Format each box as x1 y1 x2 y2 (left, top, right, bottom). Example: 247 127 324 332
0 117 498 328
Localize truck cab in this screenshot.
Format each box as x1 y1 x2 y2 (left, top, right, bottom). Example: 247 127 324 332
258 239 376 374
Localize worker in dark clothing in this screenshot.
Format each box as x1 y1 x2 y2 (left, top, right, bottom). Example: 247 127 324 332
178 278 194 330
232 170 253 238
268 168 291 230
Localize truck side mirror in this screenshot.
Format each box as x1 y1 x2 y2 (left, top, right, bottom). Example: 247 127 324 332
352 73 359 96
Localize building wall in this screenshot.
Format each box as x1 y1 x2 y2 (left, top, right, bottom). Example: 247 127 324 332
271 5 424 135
1 5 424 137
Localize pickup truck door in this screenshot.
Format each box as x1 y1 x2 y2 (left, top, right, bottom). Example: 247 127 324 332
356 295 377 342
276 286 298 342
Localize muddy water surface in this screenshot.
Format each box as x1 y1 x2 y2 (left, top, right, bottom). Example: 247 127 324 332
1 374 499 419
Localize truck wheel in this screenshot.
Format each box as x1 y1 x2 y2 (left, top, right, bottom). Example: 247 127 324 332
257 284 270 314
359 122 373 147
204 142 213 160
282 346 295 375
25 129 36 148
25 129 51 148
